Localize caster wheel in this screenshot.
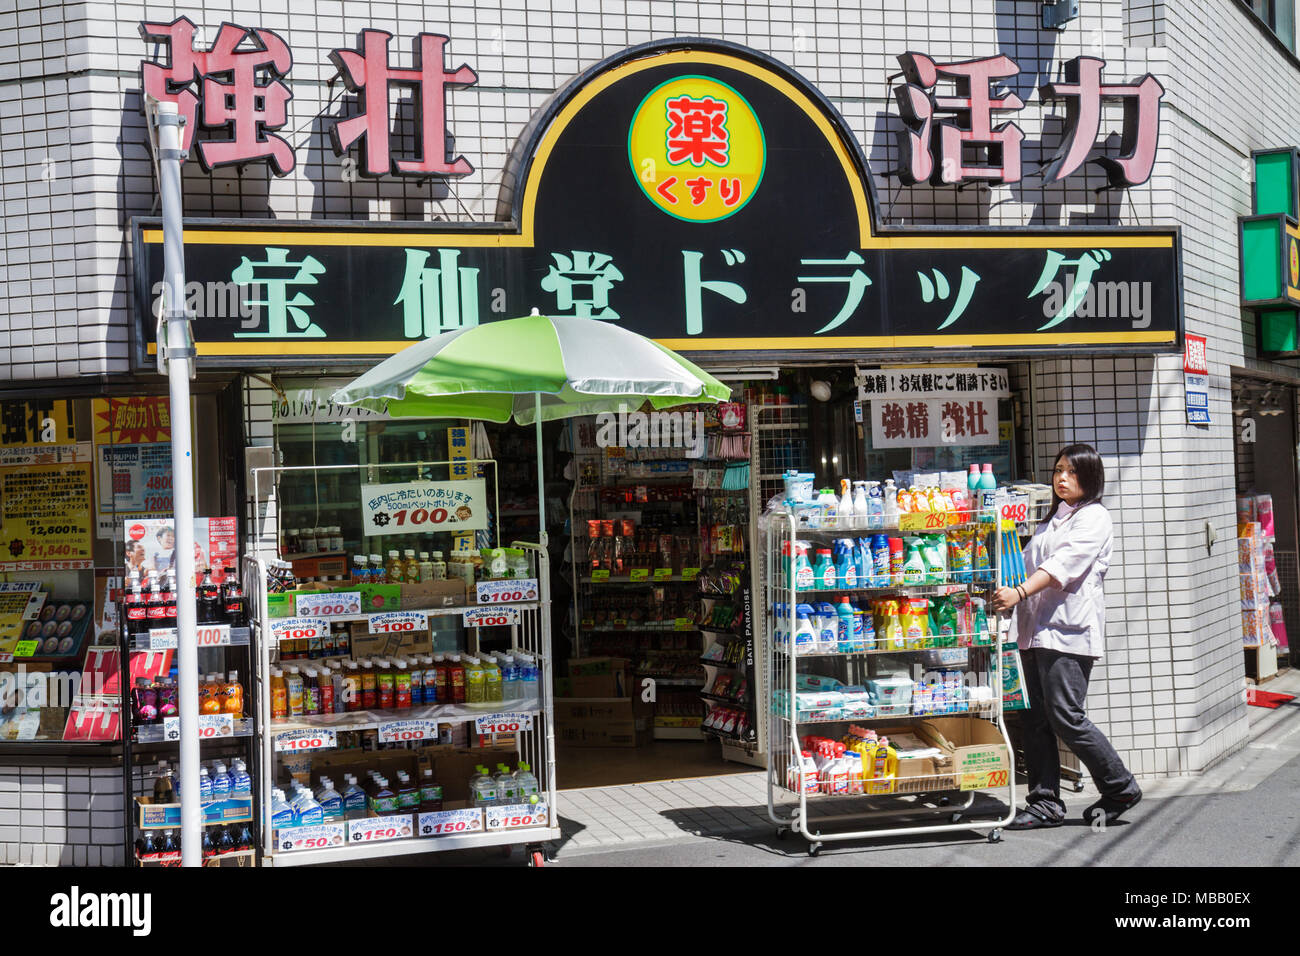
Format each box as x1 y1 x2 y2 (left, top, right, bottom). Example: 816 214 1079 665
950 812 963 824
987 829 1003 844
808 842 822 857
776 827 789 841
938 795 950 807
1073 782 1086 793
529 850 546 868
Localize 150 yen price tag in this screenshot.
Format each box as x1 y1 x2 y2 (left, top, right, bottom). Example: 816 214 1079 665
474 712 534 735
485 802 549 830
278 823 345 853
418 807 483 837
348 814 415 843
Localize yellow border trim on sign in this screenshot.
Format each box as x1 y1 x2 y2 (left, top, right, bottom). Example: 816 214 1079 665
139 48 1175 254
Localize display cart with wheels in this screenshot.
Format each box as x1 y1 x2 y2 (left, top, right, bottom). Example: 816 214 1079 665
247 461 561 867
763 501 1019 855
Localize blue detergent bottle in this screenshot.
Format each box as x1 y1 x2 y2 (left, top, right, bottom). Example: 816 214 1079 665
836 598 857 653
813 548 837 590
854 538 871 588
834 539 857 588
794 544 815 590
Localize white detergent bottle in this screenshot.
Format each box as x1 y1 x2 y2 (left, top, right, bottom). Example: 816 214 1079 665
852 481 870 529
866 481 884 530
883 479 899 527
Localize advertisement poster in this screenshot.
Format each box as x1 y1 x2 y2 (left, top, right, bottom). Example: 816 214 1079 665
0 458 95 571
360 479 488 537
0 398 74 447
92 396 175 538
124 517 239 585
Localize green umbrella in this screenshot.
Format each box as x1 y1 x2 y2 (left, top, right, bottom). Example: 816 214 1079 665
331 314 731 546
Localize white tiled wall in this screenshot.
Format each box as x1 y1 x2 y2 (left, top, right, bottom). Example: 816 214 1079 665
0 765 126 867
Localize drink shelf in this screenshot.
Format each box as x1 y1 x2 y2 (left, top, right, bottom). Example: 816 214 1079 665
772 701 998 724
264 822 558 867
257 600 540 630
701 726 756 743
128 626 252 651
134 719 255 744
269 692 542 735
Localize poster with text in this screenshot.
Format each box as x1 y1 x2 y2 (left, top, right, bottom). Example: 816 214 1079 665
124 517 238 587
0 399 74 447
0 459 94 570
92 396 174 538
361 479 488 537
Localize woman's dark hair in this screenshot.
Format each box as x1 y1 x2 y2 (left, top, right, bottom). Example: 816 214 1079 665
1042 443 1105 524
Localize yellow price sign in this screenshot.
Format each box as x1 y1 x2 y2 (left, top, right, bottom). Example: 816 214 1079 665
681 567 701 582
629 569 650 582
14 639 38 658
653 568 673 581
674 618 694 630
960 768 1010 791
591 570 610 583
899 511 950 533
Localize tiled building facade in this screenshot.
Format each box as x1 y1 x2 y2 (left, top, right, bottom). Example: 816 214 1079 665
2 0 1296 862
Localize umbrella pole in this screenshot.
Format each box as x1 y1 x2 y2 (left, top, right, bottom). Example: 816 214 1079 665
535 393 548 550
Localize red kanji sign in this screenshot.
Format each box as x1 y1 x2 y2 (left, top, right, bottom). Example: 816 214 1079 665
139 17 295 175
329 30 477 178
666 95 730 166
1183 334 1208 375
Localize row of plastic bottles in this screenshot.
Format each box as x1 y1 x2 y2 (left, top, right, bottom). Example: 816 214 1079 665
469 762 541 807
173 759 252 802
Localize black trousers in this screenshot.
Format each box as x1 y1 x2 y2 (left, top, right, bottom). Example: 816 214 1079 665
1019 647 1140 821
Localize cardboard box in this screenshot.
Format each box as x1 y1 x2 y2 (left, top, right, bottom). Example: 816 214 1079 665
349 621 434 658
917 717 1010 786
400 580 467 611
290 554 349 581
138 795 254 829
565 657 630 698
553 697 639 748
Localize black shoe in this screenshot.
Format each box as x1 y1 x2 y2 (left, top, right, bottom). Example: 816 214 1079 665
1006 809 1063 830
1083 788 1142 826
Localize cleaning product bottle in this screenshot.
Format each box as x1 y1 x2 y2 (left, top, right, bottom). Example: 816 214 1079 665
852 481 869 529
883 479 899 528
902 538 926 586
857 602 877 650
971 596 991 645
922 534 947 585
793 605 817 654
853 537 870 587
813 548 836 590
870 534 890 587
834 539 856 589
839 479 857 530
793 543 815 590
978 463 997 523
817 488 839 529
814 602 838 653
836 597 857 653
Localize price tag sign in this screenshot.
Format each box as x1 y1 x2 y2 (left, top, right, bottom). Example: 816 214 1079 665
0 653 12 664
674 618 694 631
612 619 628 628
418 807 483 837
899 511 951 533
629 568 649 582
590 570 610 583
273 727 337 752
580 618 594 629
195 624 232 647
14 640 38 658
485 801 549 831
377 718 438 744
653 568 673 581
462 605 520 628
295 591 361 617
474 711 534 734
271 617 329 643
197 714 234 739
347 814 415 844
368 610 428 634
681 567 701 582
278 823 345 853
960 768 1010 791
999 494 1029 532
475 578 538 604
161 716 182 742
147 628 178 650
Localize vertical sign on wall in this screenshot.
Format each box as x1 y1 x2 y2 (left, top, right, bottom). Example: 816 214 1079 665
446 426 475 554
1183 334 1210 425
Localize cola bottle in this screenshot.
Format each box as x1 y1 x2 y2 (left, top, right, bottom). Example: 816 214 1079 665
163 570 179 628
222 566 246 627
216 824 236 855
145 578 167 632
201 825 215 859
124 573 147 637
197 568 221 624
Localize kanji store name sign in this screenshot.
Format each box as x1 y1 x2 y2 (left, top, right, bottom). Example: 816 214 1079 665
893 52 1163 188
139 18 474 178
859 367 1010 448
132 41 1181 366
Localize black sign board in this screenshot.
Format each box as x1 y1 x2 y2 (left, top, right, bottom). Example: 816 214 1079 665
131 40 1182 369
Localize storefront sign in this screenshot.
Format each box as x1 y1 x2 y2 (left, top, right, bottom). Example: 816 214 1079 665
368 610 428 634
870 396 999 448
0 459 94 570
92 397 174 539
133 42 1181 367
360 479 487 536
462 605 521 628
271 381 393 424
475 579 539 604
0 399 74 447
1183 333 1210 425
893 53 1161 188
857 367 1011 400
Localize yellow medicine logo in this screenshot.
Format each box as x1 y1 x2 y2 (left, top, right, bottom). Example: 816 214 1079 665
628 76 765 223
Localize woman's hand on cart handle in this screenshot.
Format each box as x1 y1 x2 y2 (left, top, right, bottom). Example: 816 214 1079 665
991 587 1020 614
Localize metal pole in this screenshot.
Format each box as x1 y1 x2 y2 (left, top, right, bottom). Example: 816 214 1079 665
534 394 548 549
151 100 202 867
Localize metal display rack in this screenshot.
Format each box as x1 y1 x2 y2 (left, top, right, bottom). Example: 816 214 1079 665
246 537 561 867
762 509 1018 855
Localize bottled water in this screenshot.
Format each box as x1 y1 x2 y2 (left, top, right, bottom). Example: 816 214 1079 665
342 775 367 820
197 766 213 801
230 759 251 796
514 762 540 802
210 763 231 800
315 777 343 821
270 788 295 836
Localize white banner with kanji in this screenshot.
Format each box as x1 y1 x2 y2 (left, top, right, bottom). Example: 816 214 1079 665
870 396 998 448
856 367 1010 401
360 479 488 536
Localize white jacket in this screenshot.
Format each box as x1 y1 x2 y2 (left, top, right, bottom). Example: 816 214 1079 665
1014 500 1113 659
